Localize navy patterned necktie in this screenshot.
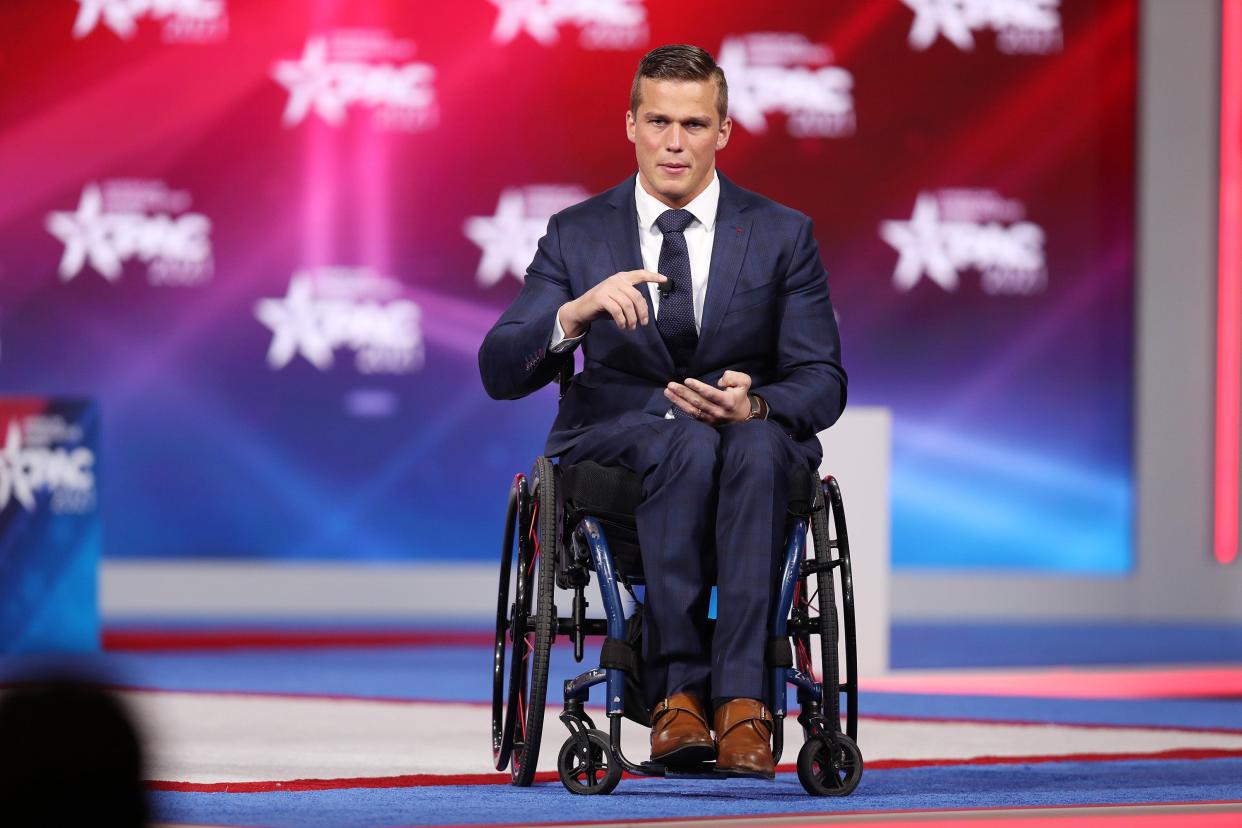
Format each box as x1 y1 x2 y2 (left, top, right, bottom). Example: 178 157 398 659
655 208 698 375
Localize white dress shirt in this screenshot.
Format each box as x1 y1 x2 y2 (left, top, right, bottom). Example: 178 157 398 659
551 171 720 349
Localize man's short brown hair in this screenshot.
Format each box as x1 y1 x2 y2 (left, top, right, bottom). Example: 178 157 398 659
630 44 729 124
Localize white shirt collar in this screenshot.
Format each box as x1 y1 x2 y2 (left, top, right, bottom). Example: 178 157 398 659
634 170 720 233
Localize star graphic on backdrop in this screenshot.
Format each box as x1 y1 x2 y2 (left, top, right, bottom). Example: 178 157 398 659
463 191 542 287
72 0 140 39
46 184 123 282
879 194 960 292
273 37 344 127
255 276 335 370
488 0 563 45
0 423 37 512
901 0 977 51
715 39 769 134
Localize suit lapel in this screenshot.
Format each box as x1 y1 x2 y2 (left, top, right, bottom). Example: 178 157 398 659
693 176 751 369
605 178 673 374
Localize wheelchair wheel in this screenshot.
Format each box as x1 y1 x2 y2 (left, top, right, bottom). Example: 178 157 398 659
492 474 527 771
557 730 621 795
507 457 560 786
796 732 862 796
825 476 859 742
808 479 843 733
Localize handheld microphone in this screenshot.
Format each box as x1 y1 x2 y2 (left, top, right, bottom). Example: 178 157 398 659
659 276 673 299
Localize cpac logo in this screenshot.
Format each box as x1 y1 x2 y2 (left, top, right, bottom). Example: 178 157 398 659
72 0 228 42
273 33 438 131
45 180 213 285
488 0 648 50
879 189 1047 295
0 422 96 516
255 267 425 374
717 33 855 138
464 185 590 287
902 0 1063 54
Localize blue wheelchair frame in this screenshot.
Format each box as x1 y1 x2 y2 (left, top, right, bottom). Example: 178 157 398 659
556 498 860 794
491 363 863 796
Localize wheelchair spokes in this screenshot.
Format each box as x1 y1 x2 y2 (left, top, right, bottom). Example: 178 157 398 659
791 580 819 684
528 499 540 574
516 662 527 739
501 458 559 786
515 502 542 747
492 474 525 772
795 636 818 684
796 732 863 797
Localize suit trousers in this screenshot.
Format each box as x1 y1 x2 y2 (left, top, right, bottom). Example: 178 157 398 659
561 414 820 709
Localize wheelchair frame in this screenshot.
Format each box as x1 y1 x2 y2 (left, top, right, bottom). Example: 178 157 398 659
492 366 863 796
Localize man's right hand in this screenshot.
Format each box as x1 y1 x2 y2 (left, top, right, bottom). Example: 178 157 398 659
558 270 668 337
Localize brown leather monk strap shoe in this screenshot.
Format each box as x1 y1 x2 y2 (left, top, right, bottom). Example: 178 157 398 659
650 691 716 765
713 698 775 779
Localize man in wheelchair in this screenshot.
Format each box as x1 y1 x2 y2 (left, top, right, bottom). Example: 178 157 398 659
480 44 846 780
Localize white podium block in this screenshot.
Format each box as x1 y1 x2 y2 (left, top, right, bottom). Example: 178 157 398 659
816 408 892 678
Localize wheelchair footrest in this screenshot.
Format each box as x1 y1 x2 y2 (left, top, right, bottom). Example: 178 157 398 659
648 762 771 781
639 761 733 779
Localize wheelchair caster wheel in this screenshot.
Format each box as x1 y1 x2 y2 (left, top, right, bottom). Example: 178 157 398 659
557 729 621 795
797 732 862 796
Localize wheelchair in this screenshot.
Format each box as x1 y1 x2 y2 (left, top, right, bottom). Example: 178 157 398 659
491 364 862 796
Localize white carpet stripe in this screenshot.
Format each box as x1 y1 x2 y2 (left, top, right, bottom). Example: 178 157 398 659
118 690 1242 785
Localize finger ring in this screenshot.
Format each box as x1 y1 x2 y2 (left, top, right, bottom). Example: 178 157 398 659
694 408 702 419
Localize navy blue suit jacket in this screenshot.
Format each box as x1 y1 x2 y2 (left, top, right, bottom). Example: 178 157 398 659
479 173 847 459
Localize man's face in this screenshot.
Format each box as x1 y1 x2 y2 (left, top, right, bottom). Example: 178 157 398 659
627 77 731 209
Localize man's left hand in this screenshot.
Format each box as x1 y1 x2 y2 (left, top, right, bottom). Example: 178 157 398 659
665 371 753 425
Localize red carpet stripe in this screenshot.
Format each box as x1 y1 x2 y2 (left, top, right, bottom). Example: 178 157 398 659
411 802 1242 828
860 667 1242 700
103 629 495 651
144 748 1242 793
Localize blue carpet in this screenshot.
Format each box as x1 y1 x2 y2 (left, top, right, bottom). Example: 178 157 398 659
862 692 1242 731
0 645 566 701
5 646 1240 732
149 757 1242 828
890 622 1242 668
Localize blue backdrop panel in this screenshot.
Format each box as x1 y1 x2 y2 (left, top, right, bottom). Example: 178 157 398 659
0 399 100 652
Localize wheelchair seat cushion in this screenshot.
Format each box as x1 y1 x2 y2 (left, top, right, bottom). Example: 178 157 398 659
561 461 644 578
786 463 816 517
562 460 818 523
561 461 643 522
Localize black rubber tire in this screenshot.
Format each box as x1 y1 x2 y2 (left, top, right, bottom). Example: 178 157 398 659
503 475 533 776
796 732 863 797
492 474 526 771
808 484 842 732
558 730 621 795
509 457 559 787
825 476 859 743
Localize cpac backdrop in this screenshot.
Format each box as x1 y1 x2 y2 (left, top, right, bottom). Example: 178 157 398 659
0 0 1135 572
0 398 99 651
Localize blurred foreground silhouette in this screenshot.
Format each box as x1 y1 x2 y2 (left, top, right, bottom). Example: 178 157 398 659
0 677 147 827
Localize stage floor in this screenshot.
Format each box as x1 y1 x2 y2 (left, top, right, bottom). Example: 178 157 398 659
1 623 1240 827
